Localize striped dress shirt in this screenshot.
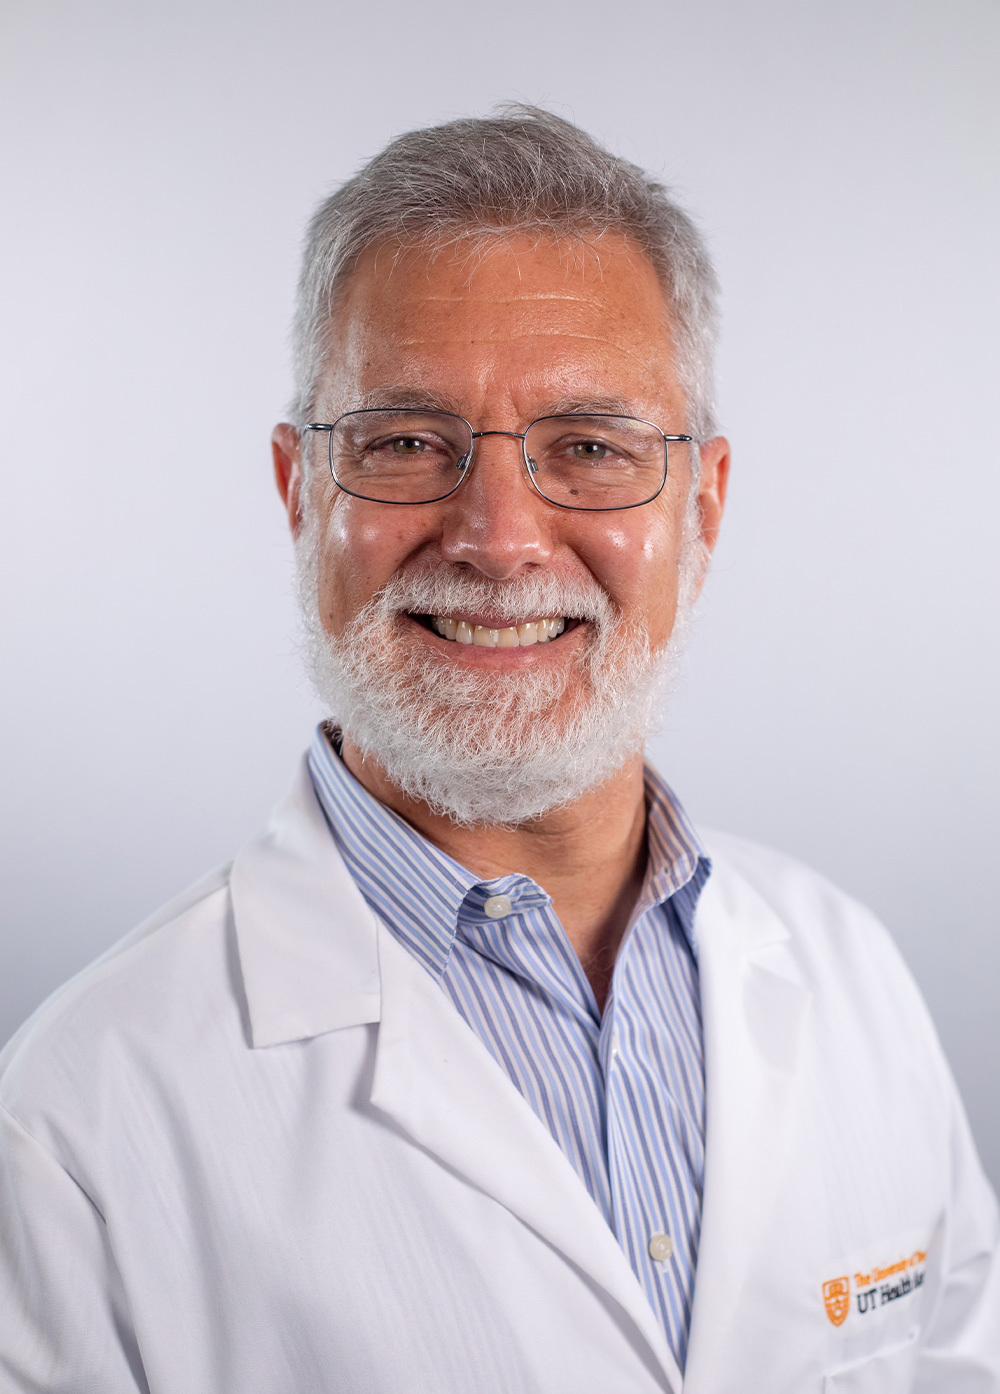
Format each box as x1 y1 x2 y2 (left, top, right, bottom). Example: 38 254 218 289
307 725 711 1369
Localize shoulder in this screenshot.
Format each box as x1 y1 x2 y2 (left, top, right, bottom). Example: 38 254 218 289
0 863 238 1135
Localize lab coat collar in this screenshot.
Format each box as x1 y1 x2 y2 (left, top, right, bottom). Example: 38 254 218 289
230 759 382 1046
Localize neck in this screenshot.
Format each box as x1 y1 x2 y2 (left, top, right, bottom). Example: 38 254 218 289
340 738 648 1011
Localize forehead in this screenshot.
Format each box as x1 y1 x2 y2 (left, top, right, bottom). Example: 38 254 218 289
322 232 683 417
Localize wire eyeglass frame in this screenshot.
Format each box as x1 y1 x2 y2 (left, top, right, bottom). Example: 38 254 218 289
303 408 695 513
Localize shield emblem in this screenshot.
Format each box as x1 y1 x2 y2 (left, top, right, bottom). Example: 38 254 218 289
822 1277 851 1327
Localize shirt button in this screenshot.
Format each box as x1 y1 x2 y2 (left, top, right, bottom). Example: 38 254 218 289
611 1032 620 1059
484 894 513 919
648 1232 674 1262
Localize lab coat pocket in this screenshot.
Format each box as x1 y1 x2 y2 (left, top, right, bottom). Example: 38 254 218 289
822 1328 920 1393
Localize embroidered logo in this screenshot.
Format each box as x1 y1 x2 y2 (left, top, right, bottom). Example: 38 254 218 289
822 1277 851 1327
822 1248 928 1326
853 1249 927 1315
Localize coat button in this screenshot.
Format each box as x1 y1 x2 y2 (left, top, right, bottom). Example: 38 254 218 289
648 1232 674 1262
484 894 513 919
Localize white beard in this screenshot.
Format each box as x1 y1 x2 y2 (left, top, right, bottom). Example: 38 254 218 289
295 500 704 827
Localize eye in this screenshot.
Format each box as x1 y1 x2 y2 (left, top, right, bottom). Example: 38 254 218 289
570 440 610 460
391 436 428 455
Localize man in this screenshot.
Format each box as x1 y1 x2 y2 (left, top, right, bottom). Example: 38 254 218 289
0 107 997 1393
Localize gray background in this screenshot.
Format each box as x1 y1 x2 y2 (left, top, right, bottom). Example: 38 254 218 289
1 0 997 1188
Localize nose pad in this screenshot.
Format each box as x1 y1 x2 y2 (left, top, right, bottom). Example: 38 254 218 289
526 454 539 475
456 453 471 473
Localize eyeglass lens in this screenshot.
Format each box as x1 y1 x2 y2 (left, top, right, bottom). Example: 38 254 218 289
326 410 669 509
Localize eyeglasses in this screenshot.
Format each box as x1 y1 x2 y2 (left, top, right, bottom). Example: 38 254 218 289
303 409 694 512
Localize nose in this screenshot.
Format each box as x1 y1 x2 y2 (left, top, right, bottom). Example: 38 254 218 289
438 433 555 578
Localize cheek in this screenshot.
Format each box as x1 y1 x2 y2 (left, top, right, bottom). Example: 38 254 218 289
573 508 683 642
316 495 436 633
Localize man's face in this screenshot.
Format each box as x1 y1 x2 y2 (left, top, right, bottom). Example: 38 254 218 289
275 231 728 822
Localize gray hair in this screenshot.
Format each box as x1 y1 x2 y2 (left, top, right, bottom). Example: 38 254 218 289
290 104 719 441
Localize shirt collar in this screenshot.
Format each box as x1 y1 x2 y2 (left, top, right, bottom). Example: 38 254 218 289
307 726 475 980
307 724 710 976
637 763 711 958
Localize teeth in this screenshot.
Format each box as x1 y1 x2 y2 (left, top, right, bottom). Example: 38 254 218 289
431 616 568 648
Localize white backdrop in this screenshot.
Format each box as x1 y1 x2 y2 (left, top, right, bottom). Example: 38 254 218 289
1 0 997 1189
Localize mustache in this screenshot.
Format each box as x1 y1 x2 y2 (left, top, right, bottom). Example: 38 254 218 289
363 562 616 628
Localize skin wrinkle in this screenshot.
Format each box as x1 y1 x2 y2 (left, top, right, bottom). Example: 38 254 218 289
373 235 676 366
412 291 608 304
273 231 729 1005
393 333 662 371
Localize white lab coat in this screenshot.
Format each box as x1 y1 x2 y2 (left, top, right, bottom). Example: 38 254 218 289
0 760 997 1393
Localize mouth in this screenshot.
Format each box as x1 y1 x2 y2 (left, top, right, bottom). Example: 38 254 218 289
413 613 573 648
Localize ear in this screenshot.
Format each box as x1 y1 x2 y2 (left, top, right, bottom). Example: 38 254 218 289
695 436 730 556
272 423 304 536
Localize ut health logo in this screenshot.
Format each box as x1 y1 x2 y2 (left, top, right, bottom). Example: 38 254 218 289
822 1248 927 1326
822 1277 850 1327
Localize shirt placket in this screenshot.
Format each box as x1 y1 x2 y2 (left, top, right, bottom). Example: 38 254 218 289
455 879 613 1219
602 903 702 1369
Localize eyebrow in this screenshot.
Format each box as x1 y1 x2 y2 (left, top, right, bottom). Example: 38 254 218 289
351 386 465 414
345 388 641 420
541 395 636 418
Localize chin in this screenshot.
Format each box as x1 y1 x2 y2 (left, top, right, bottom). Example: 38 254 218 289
306 611 685 828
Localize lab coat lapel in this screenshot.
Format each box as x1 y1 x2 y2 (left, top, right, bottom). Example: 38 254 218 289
683 856 811 1393
370 922 683 1394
